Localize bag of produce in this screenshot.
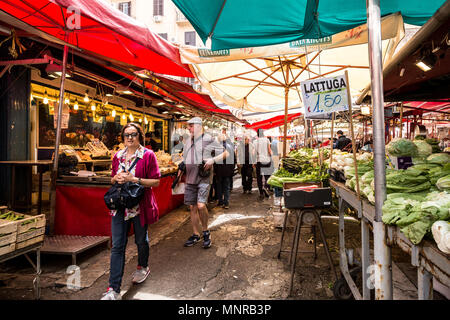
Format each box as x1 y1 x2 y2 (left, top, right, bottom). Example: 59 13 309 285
431 221 450 254
386 138 418 157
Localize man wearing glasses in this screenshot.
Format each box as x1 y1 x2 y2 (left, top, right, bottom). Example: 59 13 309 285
183 117 228 249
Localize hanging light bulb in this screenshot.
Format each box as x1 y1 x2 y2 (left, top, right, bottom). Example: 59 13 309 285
84 90 89 102
122 113 126 120
74 99 79 110
139 118 142 123
64 96 70 104
129 113 134 121
91 103 96 111
144 117 148 125
43 90 49 104
111 109 116 117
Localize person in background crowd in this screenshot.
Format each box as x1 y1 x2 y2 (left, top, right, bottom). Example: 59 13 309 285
183 117 228 248
172 134 184 154
102 123 160 300
237 135 255 194
215 133 236 209
145 132 158 151
270 136 280 170
321 138 332 148
334 130 352 151
254 129 272 201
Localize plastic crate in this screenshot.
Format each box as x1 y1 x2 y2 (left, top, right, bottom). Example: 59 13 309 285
283 187 332 209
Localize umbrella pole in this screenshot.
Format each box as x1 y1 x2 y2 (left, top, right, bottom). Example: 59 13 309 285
49 42 69 235
399 102 404 138
329 112 335 170
283 85 289 157
367 0 392 300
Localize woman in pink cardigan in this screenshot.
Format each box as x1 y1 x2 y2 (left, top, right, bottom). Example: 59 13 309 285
101 123 160 300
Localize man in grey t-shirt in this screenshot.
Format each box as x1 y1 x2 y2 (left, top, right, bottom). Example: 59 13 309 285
183 117 228 249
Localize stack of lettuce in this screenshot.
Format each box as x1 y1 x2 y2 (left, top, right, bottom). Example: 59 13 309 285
381 153 450 244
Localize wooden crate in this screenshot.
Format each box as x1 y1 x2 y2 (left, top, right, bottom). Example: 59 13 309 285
16 227 45 243
17 214 46 234
0 243 16 256
0 233 17 247
16 235 44 250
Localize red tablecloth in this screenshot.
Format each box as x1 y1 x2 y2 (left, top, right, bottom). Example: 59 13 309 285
54 175 184 236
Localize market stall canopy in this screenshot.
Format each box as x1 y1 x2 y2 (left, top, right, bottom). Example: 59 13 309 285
0 0 193 77
357 1 450 104
179 14 405 114
245 113 302 131
172 0 444 51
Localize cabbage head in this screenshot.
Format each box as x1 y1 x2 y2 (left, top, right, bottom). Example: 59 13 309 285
413 140 432 159
436 174 450 191
427 153 450 165
387 138 418 157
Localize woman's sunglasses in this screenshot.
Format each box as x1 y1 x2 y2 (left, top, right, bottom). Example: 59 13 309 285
124 132 139 139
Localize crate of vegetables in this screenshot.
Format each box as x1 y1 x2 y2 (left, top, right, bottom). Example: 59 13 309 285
0 207 19 256
0 208 45 250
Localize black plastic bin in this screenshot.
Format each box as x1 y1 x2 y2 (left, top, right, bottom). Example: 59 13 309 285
283 187 332 209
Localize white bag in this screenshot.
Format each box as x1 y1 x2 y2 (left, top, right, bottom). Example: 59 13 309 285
172 182 185 195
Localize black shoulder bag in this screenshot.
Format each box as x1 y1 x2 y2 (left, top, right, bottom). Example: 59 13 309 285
104 157 145 210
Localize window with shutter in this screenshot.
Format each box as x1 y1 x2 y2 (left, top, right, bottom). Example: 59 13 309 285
184 31 196 46
118 2 131 16
153 0 164 16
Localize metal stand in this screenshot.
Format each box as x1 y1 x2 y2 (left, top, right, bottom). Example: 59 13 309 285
277 209 337 296
0 242 42 299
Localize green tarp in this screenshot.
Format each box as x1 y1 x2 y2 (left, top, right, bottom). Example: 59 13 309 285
172 0 445 50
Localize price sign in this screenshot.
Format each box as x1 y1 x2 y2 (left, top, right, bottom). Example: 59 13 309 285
301 75 349 119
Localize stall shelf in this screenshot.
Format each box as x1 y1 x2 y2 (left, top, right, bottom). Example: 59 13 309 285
0 242 42 299
330 179 450 300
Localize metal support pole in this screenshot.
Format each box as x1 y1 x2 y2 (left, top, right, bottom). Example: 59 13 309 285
361 218 371 300
48 42 69 235
418 267 433 300
366 0 392 300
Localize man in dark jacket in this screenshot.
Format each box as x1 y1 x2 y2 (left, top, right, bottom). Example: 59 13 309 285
215 133 236 209
334 130 352 151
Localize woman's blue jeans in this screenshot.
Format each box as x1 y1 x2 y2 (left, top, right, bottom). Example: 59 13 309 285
109 209 149 293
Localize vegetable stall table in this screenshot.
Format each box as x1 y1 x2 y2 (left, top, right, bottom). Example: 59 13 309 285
52 174 184 237
0 242 42 300
330 179 450 300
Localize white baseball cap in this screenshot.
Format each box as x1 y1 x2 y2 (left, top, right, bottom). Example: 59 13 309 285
187 117 202 125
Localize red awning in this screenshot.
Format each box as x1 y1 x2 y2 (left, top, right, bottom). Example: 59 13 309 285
403 101 450 112
0 0 193 77
245 113 302 131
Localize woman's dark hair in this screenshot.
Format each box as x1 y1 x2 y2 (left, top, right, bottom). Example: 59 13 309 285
121 122 145 145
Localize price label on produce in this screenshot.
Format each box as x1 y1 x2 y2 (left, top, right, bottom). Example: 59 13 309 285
301 74 349 119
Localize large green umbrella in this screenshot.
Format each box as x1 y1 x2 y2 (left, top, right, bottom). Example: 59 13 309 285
172 0 444 50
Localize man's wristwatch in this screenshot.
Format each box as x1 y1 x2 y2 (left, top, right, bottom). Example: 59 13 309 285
137 177 142 184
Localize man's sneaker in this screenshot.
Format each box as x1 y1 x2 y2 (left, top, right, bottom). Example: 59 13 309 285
202 230 212 249
132 266 150 284
101 287 121 300
223 205 229 209
184 234 201 247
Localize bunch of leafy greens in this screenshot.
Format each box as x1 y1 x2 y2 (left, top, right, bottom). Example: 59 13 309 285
413 140 432 159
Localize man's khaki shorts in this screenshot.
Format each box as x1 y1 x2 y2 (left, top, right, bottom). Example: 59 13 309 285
184 183 211 205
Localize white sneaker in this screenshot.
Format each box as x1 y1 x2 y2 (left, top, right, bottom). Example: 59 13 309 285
101 287 122 300
132 266 150 284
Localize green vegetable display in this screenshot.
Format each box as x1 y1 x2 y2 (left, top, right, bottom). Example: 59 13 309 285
382 191 450 244
386 138 418 157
